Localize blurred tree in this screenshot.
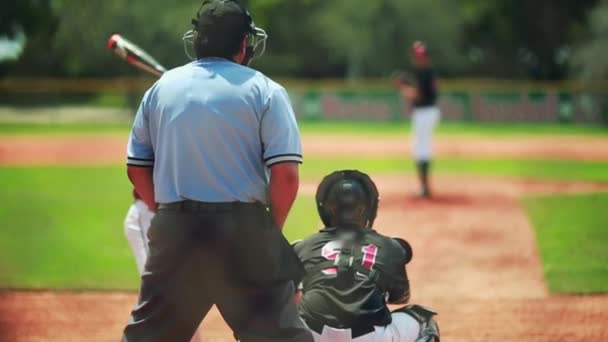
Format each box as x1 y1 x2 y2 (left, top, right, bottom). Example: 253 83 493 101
1 0 604 80
0 0 58 77
310 0 468 78
46 0 194 77
571 0 608 79
462 0 600 79
247 0 347 78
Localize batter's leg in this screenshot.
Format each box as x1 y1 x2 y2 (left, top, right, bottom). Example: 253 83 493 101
124 203 148 274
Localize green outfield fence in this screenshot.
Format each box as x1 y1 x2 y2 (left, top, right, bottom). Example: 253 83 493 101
1 78 607 124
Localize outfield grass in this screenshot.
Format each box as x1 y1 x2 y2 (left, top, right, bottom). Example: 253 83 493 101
300 121 608 137
0 167 136 289
1 121 606 136
437 158 608 182
0 167 319 290
0 122 132 135
1 160 606 290
302 157 608 182
524 193 608 294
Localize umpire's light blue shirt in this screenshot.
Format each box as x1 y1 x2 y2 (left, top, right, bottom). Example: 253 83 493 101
127 58 303 204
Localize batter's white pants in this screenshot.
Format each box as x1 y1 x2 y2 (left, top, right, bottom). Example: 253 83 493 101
412 106 440 161
309 312 421 342
124 199 154 275
123 200 203 342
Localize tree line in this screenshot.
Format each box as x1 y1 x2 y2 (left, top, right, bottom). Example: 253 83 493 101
1 0 607 80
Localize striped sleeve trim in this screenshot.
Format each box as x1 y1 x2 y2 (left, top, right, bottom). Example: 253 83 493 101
127 157 154 167
265 153 303 167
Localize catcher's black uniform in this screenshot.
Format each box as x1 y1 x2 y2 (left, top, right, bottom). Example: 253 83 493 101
294 225 412 330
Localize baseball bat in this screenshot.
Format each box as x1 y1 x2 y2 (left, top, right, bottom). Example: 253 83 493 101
107 34 167 77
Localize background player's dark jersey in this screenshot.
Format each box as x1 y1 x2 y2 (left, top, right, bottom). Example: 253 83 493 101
294 226 411 329
414 66 438 107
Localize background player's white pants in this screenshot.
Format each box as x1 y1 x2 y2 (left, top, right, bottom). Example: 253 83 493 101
310 312 420 342
412 106 440 161
123 200 203 342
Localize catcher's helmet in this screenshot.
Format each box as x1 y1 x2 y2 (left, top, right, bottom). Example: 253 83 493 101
316 170 379 228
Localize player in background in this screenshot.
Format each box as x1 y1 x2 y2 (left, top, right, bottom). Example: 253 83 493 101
123 191 203 342
294 170 440 341
395 42 440 198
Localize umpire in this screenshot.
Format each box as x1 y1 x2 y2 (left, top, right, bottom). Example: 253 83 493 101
123 1 312 341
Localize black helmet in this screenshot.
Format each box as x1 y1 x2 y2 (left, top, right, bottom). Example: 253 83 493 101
316 170 379 228
182 0 267 64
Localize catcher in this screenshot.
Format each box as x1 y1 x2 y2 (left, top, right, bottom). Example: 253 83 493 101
293 170 440 341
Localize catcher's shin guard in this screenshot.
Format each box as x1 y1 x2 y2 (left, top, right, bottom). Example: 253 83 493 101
393 304 440 342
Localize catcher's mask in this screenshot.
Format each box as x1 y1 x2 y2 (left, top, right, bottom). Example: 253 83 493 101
316 170 380 228
182 0 267 65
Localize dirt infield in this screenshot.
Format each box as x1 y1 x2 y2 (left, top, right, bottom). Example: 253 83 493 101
2 291 607 342
303 135 608 161
1 133 608 341
2 134 608 165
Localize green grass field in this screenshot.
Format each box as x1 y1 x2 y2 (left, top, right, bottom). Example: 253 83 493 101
0 122 607 291
0 123 131 135
0 167 319 290
300 121 608 137
0 121 606 136
303 157 608 182
0 167 136 289
1 157 607 290
524 193 608 294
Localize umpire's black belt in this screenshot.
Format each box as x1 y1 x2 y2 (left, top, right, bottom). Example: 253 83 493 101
158 200 266 212
305 319 375 339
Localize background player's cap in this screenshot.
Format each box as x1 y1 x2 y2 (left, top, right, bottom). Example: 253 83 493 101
411 41 428 59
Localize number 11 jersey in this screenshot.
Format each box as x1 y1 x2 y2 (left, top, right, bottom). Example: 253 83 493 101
293 226 412 329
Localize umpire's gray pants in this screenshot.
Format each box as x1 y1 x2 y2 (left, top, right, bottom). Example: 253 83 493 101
122 201 313 342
